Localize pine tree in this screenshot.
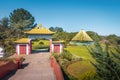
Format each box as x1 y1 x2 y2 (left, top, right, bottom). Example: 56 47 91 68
88 42 120 80
9 8 35 30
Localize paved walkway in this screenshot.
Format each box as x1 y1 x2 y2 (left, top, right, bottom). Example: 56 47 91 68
7 53 56 80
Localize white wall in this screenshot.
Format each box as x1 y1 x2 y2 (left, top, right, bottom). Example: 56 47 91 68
28 34 52 40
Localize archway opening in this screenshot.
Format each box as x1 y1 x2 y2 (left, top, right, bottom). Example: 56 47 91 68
32 38 50 53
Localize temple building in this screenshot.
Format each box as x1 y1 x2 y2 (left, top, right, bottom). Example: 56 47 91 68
15 24 64 55
70 29 93 45
25 24 54 40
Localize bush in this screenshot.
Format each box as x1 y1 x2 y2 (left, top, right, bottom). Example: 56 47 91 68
39 41 44 45
51 53 59 61
60 50 72 61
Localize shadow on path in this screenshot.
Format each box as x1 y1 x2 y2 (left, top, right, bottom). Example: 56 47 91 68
1 63 29 80
32 49 49 54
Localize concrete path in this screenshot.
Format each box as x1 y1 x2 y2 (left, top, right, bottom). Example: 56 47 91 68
7 52 56 80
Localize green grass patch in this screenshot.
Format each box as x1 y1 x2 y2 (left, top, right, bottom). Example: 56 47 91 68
67 61 96 80
64 45 96 79
65 46 95 61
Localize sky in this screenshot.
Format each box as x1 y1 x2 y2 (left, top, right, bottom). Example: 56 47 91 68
0 0 120 36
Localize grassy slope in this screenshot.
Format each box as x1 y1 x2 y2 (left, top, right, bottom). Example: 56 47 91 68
65 46 95 61
65 45 96 79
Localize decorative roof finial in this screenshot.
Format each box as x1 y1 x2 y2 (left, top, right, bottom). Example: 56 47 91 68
37 24 43 29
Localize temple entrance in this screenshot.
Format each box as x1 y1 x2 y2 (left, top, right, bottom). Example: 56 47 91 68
25 24 54 53
32 38 50 53
15 24 64 55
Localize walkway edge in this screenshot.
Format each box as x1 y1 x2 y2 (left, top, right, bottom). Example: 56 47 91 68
50 56 64 80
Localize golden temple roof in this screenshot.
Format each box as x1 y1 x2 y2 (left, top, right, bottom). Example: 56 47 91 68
72 29 93 42
52 40 65 44
15 38 30 44
25 24 54 35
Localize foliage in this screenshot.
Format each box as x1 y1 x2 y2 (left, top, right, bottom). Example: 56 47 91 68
9 8 35 30
111 45 120 60
49 26 64 32
51 53 59 61
49 26 77 46
60 50 73 61
106 34 120 45
32 39 50 50
0 17 15 57
87 31 100 41
88 42 120 80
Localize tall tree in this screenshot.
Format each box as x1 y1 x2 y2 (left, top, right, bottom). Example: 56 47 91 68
9 8 35 30
0 17 15 57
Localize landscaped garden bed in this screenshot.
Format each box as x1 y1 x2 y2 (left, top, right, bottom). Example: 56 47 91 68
52 45 96 80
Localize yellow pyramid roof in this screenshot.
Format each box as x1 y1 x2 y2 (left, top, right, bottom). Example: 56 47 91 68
72 29 93 42
26 24 55 35
15 38 30 44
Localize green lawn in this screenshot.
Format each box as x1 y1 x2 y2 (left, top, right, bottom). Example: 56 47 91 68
67 61 96 80
65 45 95 61
65 45 96 79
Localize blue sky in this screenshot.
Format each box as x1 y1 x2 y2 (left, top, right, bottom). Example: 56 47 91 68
0 0 120 36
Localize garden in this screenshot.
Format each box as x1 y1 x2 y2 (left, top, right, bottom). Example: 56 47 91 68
52 42 120 80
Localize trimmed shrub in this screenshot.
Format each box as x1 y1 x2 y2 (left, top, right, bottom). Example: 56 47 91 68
60 50 72 61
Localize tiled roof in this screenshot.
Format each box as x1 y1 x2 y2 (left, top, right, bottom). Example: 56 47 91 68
25 24 54 35
72 29 93 42
52 40 65 44
15 38 30 44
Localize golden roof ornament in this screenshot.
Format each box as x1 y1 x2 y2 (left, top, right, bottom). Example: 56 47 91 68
26 24 54 34
37 24 43 29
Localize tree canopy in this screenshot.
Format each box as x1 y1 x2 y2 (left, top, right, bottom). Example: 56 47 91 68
49 27 64 32
9 8 35 30
0 17 15 57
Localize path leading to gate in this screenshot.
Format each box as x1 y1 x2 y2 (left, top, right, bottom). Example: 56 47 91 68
8 52 56 80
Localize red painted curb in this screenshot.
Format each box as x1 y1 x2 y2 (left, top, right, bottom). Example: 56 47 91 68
0 57 22 79
50 56 64 80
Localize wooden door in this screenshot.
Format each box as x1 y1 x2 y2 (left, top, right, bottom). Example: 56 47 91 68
54 45 60 53
20 45 26 54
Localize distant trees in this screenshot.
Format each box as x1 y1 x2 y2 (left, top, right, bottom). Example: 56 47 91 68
49 27 64 32
87 31 100 41
49 27 77 45
9 8 35 30
106 34 120 45
87 31 120 45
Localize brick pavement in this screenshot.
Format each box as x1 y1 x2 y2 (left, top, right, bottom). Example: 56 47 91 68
7 52 56 80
